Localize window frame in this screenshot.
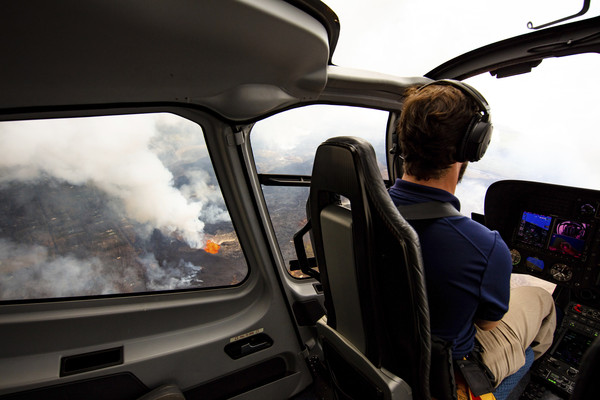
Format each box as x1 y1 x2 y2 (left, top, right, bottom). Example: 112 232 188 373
0 106 258 304
247 103 395 281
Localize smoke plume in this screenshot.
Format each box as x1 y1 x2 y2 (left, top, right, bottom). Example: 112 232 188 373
0 114 240 300
0 114 211 248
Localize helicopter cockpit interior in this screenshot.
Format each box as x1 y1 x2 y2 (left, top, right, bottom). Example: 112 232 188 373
1 1 600 400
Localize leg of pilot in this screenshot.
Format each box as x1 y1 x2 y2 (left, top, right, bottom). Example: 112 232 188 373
475 286 557 386
497 286 557 359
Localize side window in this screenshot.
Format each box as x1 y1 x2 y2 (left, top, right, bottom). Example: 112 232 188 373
0 113 247 301
251 105 389 277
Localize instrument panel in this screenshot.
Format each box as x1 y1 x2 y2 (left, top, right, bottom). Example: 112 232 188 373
528 301 598 397
486 181 600 399
485 180 600 292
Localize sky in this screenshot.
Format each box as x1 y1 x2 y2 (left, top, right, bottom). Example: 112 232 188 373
320 0 600 217
323 0 600 76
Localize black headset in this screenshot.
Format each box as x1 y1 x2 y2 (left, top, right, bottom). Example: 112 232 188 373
416 79 493 162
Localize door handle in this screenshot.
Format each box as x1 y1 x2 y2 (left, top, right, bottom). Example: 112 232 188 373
224 333 273 359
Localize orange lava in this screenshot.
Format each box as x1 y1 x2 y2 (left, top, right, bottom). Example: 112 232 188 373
204 240 221 254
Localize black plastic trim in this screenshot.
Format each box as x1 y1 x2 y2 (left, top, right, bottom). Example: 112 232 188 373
184 357 288 400
0 373 148 400
427 16 600 80
60 347 124 377
258 174 311 187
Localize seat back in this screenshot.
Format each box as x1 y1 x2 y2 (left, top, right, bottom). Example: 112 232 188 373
308 136 432 399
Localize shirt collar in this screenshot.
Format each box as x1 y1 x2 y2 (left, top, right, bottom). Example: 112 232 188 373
390 179 461 211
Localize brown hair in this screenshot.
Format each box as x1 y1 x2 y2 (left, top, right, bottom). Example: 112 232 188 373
397 84 479 181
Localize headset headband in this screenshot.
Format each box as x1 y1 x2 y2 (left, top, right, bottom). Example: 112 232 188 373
418 79 491 122
416 79 493 162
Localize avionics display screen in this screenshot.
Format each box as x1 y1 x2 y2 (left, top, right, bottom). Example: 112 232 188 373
553 330 593 366
548 219 590 259
515 212 552 248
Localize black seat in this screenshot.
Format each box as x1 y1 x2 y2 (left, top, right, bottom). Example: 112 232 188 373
306 136 438 400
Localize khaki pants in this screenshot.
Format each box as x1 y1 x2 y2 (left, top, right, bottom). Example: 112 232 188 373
475 286 557 387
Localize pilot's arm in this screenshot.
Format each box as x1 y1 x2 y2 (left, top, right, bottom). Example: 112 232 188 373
475 232 512 330
475 319 500 331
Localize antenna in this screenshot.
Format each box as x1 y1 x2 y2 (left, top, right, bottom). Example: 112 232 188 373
527 0 591 30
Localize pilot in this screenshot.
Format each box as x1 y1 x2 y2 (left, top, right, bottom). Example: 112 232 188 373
388 80 556 387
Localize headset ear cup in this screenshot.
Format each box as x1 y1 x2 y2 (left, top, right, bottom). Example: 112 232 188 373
475 122 493 161
458 117 493 162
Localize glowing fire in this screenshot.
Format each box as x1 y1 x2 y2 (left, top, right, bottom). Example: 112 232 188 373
204 240 221 254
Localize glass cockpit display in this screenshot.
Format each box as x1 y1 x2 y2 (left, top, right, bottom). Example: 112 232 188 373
516 212 552 249
548 219 590 259
515 211 591 260
484 181 600 290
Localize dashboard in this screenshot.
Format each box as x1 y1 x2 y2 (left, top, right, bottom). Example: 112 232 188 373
485 180 600 398
485 180 600 295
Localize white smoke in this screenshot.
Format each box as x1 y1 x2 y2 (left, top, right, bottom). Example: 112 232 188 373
0 239 122 299
0 238 207 300
0 114 208 248
180 169 231 224
138 253 204 291
0 113 239 300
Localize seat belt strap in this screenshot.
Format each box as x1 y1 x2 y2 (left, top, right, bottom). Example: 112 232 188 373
396 201 462 221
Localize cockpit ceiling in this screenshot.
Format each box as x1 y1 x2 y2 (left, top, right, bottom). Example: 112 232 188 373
0 0 331 120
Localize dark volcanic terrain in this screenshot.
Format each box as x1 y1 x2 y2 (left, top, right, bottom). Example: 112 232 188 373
0 181 247 300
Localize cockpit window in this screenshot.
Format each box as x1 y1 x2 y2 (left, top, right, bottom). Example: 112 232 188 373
324 0 600 77
0 113 247 301
252 105 389 176
251 105 388 277
458 53 600 218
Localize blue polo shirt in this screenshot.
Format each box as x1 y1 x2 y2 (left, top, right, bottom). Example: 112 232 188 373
389 179 511 358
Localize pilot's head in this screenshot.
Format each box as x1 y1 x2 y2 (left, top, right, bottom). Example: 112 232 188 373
396 80 492 182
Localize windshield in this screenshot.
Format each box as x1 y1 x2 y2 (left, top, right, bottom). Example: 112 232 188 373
324 0 600 76
459 53 600 217
322 0 600 218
